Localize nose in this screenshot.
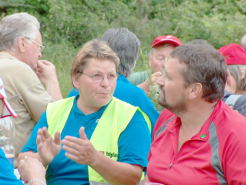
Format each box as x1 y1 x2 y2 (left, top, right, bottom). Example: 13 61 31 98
100 76 110 87
38 49 42 58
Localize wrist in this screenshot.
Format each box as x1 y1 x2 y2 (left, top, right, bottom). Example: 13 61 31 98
28 178 46 185
138 80 150 95
89 151 101 168
44 77 59 87
40 157 51 168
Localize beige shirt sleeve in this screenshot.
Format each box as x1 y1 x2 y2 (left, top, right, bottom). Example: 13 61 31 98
10 63 54 122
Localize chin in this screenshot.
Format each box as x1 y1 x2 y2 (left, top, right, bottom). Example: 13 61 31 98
98 97 112 106
32 64 38 71
158 99 168 108
158 93 166 107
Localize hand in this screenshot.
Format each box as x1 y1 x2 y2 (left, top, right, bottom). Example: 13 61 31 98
36 60 58 85
17 152 41 167
62 127 99 166
138 72 162 95
36 127 61 167
18 156 46 184
150 71 162 85
36 60 62 100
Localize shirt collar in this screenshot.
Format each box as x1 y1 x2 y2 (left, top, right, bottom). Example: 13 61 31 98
191 101 222 141
166 101 222 141
0 51 16 60
73 95 109 117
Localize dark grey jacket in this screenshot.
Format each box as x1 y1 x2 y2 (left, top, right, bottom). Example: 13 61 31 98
223 91 246 117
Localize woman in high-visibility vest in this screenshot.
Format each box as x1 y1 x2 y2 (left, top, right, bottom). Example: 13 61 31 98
19 40 151 185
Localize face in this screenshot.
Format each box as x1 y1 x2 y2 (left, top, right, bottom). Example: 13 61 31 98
157 57 189 113
149 44 176 73
19 31 43 70
73 58 117 110
239 67 246 90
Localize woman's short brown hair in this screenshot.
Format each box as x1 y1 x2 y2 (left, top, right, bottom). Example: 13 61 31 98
71 39 120 79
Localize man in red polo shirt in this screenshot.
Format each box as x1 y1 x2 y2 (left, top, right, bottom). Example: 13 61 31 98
146 44 246 184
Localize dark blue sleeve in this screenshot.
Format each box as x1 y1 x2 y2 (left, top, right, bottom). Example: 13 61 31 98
234 96 246 117
223 91 246 117
0 149 23 185
118 110 151 168
67 88 79 97
21 112 48 153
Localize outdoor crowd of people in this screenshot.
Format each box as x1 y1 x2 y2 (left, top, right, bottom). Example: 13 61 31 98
0 12 246 185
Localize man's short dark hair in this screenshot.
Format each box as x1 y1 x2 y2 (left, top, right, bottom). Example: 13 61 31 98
171 44 227 102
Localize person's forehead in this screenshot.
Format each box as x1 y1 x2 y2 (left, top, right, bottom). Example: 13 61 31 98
165 57 185 72
84 58 116 71
153 45 175 54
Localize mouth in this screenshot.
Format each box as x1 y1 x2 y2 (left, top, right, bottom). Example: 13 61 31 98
97 92 111 96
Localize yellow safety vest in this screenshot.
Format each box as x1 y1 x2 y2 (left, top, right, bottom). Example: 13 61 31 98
46 97 151 184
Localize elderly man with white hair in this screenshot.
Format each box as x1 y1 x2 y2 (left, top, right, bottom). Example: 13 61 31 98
0 12 62 155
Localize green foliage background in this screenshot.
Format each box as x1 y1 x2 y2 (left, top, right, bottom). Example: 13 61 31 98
1 0 246 96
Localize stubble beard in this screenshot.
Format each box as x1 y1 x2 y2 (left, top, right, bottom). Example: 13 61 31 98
158 90 187 114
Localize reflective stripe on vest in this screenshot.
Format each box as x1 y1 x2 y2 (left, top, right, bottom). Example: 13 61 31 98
46 97 151 183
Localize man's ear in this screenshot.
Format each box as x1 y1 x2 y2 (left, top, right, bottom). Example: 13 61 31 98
16 37 26 53
225 70 238 93
239 67 246 80
188 83 203 99
226 70 234 86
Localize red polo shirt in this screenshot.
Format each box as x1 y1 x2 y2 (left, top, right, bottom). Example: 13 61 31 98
147 100 246 185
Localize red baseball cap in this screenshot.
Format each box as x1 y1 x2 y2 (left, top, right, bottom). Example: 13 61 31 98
218 43 246 65
151 35 182 48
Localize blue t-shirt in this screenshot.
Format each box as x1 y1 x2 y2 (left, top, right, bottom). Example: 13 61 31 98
68 74 159 131
22 96 151 185
0 149 23 185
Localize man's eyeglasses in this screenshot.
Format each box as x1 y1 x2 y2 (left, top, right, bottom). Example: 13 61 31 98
82 72 118 83
25 37 45 52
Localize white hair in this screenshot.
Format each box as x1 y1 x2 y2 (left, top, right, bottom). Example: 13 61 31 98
0 12 40 51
